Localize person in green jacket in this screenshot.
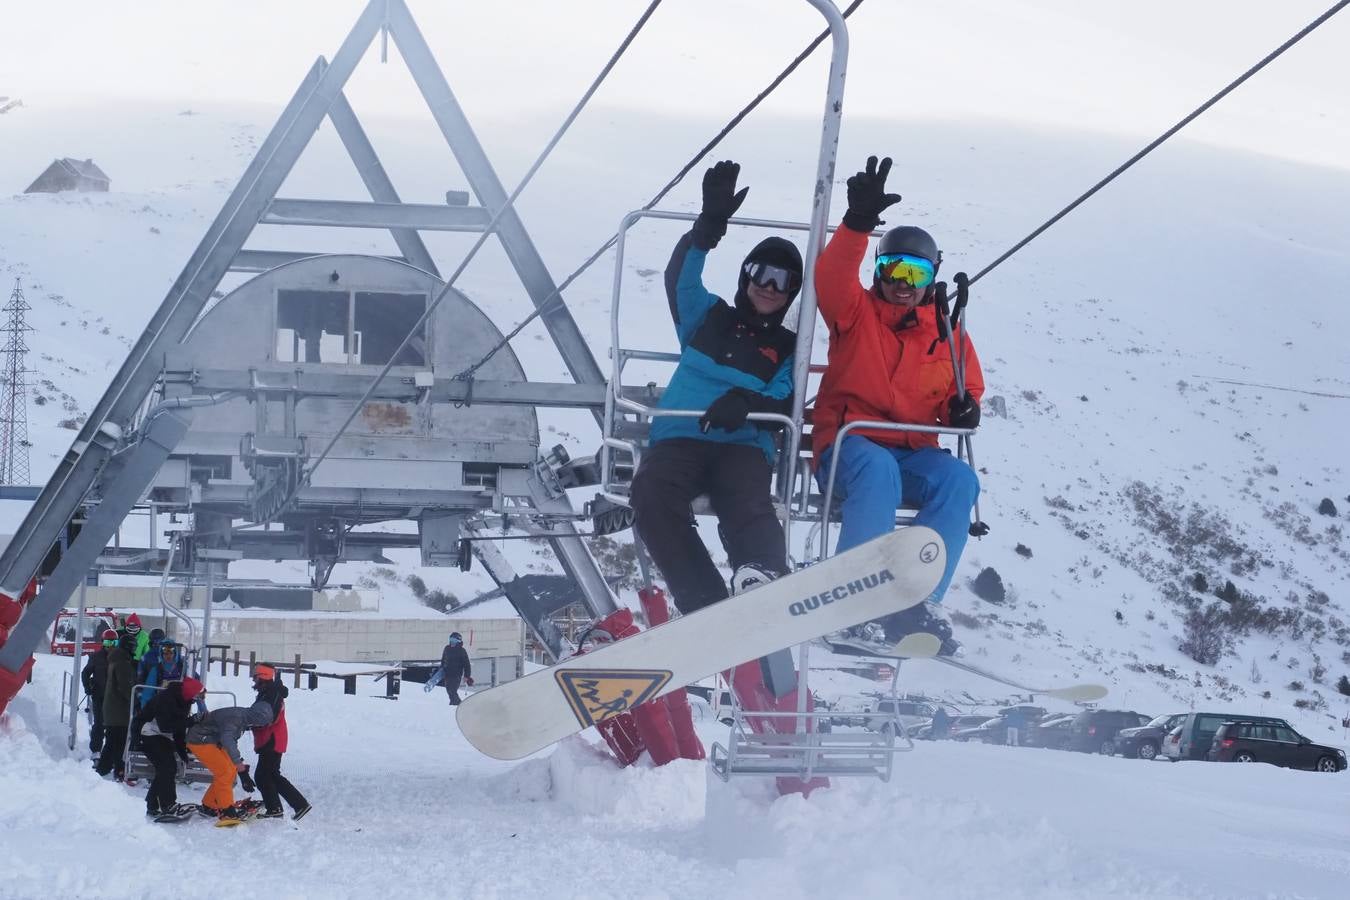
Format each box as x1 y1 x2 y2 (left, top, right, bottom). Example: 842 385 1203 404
95 639 137 781
119 612 150 662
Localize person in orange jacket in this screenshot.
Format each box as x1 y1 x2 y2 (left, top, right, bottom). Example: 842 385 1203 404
812 156 984 657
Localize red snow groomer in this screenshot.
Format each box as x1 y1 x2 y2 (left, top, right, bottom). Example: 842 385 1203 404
48 608 121 657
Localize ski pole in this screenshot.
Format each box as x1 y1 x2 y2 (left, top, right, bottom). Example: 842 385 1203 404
942 274 988 537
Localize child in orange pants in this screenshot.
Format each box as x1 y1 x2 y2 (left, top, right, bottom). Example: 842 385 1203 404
185 696 274 816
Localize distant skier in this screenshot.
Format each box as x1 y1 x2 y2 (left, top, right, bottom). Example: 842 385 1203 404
130 677 202 820
813 155 984 658
929 706 952 740
186 695 274 819
439 633 473 706
630 159 801 610
81 629 115 754
249 665 311 820
94 631 137 781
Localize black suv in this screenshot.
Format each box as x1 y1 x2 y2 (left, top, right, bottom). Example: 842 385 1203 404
1161 712 1291 761
1208 721 1347 772
1113 713 1186 760
1066 709 1151 754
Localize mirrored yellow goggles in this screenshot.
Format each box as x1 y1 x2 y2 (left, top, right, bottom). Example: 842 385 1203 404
874 253 935 289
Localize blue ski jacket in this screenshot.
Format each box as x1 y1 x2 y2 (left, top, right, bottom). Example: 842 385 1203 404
649 233 798 462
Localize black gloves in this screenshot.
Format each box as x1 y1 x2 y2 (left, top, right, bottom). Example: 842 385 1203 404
947 394 981 429
700 388 790 433
238 765 257 793
843 155 902 233
700 389 753 433
691 160 749 250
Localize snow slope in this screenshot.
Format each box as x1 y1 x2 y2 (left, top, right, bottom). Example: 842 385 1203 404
5 655 1350 900
2 2 1350 896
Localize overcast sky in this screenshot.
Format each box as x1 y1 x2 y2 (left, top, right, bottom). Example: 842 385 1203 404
3 1 1348 170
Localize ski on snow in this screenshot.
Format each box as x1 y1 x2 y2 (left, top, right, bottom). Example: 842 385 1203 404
456 526 947 760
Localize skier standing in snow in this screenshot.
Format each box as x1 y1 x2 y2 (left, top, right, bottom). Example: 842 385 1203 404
249 665 312 820
81 629 115 753
813 156 984 657
186 695 274 818
95 631 137 781
130 677 202 819
629 160 801 611
439 633 473 706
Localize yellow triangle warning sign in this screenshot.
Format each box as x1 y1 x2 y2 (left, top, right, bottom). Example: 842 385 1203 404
555 668 672 727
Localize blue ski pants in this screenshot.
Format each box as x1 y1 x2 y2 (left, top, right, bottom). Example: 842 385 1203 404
816 436 979 604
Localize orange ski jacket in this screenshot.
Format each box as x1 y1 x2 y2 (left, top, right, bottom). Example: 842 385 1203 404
811 225 984 465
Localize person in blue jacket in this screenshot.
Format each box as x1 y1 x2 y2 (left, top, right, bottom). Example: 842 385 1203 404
136 639 185 710
630 160 802 615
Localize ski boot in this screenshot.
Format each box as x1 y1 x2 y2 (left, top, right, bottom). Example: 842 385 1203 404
729 563 783 595
726 565 829 798
824 602 960 659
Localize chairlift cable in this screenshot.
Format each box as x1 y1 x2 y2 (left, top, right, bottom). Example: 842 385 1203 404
277 0 666 515
963 0 1349 289
447 0 869 385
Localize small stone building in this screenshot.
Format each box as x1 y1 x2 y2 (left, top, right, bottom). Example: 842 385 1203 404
24 158 110 194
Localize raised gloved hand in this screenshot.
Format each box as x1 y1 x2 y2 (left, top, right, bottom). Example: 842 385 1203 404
947 393 981 429
465 676 475 687
699 388 754 433
843 155 902 233
691 160 749 250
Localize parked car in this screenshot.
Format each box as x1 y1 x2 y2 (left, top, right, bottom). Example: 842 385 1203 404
1207 722 1346 772
865 698 946 736
921 715 991 740
1025 713 1077 749
1160 712 1292 761
1114 713 1186 760
1065 709 1152 754
953 707 1045 745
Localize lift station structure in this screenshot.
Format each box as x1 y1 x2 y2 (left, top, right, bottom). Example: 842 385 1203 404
0 0 636 673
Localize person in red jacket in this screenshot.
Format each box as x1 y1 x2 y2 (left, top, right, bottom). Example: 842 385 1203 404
812 156 984 657
249 665 311 820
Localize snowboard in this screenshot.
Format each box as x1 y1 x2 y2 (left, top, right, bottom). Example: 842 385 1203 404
457 526 946 760
423 666 444 692
153 806 197 824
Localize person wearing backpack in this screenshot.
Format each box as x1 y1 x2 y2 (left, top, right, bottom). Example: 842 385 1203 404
131 677 203 819
249 665 311 820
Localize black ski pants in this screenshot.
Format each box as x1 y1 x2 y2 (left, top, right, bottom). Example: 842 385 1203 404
88 694 105 753
630 438 787 615
444 675 463 705
141 735 179 813
256 748 308 814
95 726 128 778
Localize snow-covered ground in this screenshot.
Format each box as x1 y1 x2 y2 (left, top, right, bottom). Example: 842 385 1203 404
3 1 1350 896
4 655 1349 899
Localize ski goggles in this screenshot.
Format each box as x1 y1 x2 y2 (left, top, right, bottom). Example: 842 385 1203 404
102 639 118 648
742 261 801 294
874 253 936 289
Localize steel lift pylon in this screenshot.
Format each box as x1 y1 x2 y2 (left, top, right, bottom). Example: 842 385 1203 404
0 0 625 698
